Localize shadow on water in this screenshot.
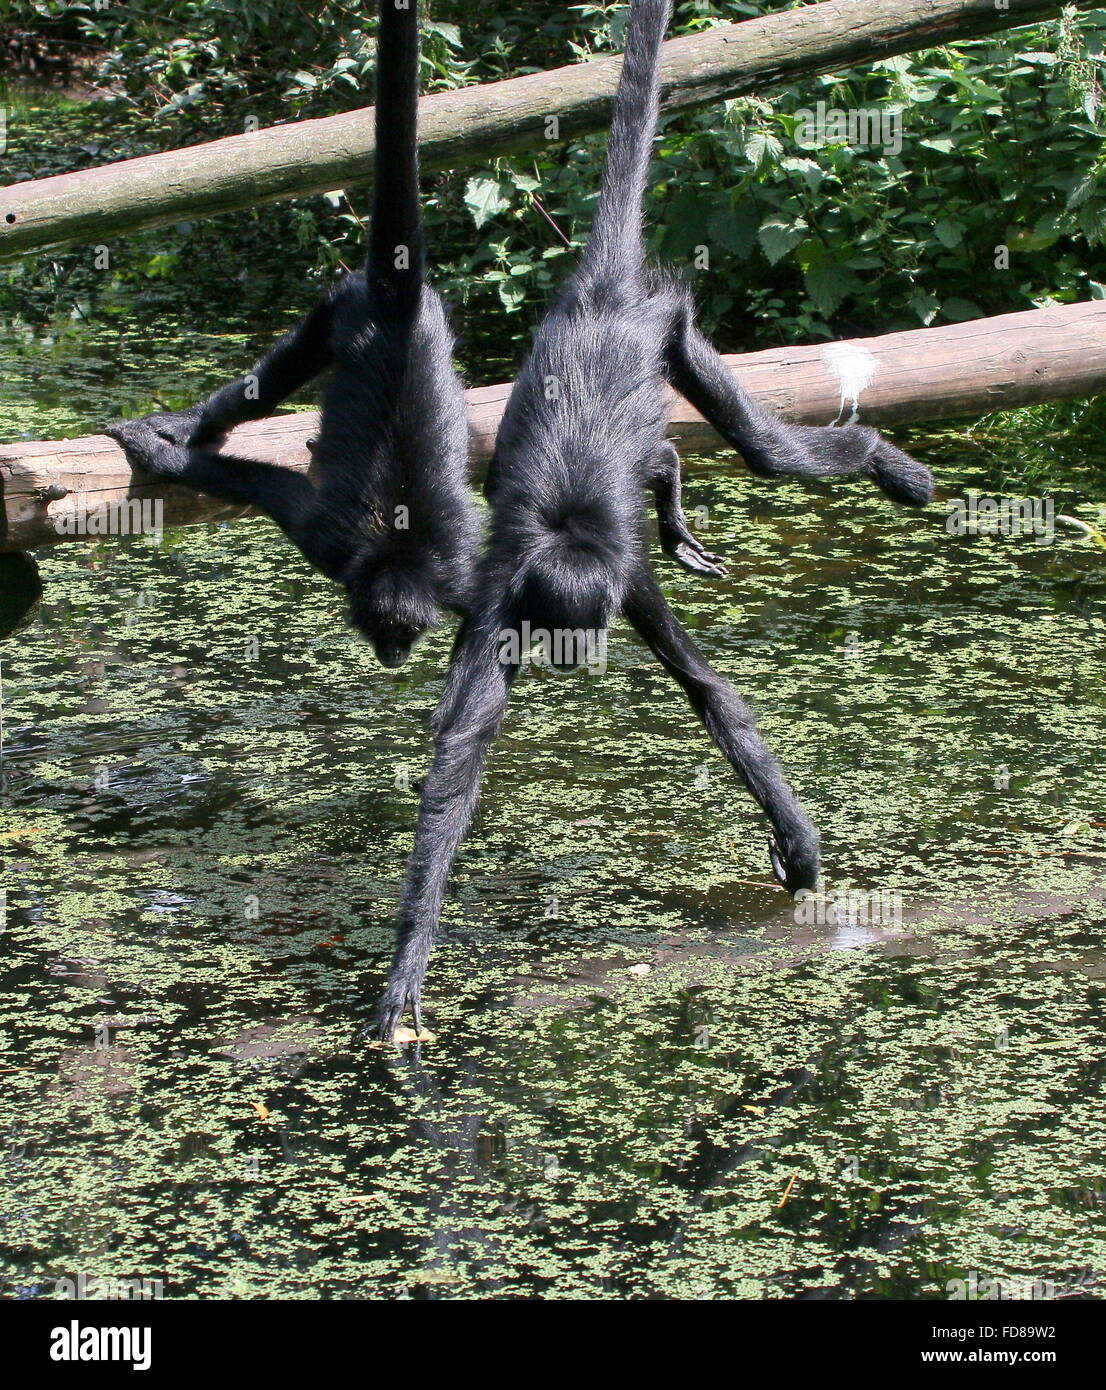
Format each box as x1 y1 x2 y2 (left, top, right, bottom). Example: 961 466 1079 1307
0 554 42 640
0 436 1105 1298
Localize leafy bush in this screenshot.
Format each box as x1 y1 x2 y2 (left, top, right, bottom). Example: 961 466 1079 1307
5 2 1106 366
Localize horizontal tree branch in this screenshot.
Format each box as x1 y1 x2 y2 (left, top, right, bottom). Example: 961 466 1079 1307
0 0 1091 256
3 299 1103 552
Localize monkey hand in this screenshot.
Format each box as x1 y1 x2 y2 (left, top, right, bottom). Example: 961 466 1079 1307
853 428 934 507
666 535 727 578
767 830 820 897
656 510 728 578
362 961 427 1046
105 420 189 478
816 424 935 507
136 406 214 447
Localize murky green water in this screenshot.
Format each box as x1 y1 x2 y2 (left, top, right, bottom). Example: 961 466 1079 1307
1 441 1104 1298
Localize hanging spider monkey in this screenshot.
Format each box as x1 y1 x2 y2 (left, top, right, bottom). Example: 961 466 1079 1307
108 0 479 670
370 0 935 1038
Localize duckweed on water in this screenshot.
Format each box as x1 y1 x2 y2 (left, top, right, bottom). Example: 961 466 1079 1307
0 447 1104 1298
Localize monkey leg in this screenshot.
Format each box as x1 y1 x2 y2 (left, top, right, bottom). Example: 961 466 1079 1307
370 610 520 1041
623 564 820 893
647 441 727 578
666 312 934 508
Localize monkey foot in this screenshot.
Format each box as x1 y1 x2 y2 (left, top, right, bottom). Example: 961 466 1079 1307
768 834 819 896
670 538 727 578
361 976 426 1046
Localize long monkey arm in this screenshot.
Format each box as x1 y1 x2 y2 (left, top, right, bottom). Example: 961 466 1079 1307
666 310 935 507
104 420 344 575
622 565 820 893
372 610 520 1039
133 296 337 449
193 297 336 441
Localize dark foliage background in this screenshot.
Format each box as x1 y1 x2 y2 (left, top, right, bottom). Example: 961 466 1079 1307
4 1 1106 382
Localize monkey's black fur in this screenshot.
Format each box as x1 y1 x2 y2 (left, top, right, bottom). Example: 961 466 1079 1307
108 0 479 669
371 0 934 1038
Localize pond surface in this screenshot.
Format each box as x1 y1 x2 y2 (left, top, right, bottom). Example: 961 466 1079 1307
1 435 1104 1298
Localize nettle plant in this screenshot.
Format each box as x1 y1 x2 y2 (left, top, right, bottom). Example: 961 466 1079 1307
447 3 1106 349
9 1 1106 362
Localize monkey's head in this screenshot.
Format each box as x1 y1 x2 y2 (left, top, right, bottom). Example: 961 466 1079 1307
344 550 440 668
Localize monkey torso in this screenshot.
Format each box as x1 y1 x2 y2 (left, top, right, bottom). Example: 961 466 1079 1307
487 268 685 588
302 274 479 591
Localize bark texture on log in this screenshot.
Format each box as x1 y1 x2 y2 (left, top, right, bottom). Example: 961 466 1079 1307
0 0 1091 256
2 300 1102 552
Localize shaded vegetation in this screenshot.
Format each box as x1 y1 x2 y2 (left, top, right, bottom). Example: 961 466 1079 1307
4 3 1106 382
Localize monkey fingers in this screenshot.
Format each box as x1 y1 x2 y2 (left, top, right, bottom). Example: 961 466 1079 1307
136 407 213 448
106 420 189 477
671 541 728 578
649 442 728 579
368 960 426 1044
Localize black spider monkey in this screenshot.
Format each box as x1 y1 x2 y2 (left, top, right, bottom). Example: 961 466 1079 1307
108 0 479 670
370 0 935 1038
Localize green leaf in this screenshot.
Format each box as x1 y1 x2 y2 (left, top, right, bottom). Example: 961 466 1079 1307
706 203 759 258
1066 173 1098 210
745 131 783 170
758 215 807 266
781 156 825 193
941 298 984 323
803 262 858 317
497 277 527 312
908 291 941 326
425 21 462 48
661 191 715 257
464 177 511 231
1079 202 1106 245
933 218 964 249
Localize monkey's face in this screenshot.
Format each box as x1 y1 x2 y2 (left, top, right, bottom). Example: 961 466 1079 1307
345 553 439 668
367 621 421 669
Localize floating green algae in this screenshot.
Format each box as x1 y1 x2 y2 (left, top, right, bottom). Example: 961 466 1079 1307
0 440 1104 1299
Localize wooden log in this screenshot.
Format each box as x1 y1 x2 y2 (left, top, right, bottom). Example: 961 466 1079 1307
0 0 1092 257
2 300 1103 553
